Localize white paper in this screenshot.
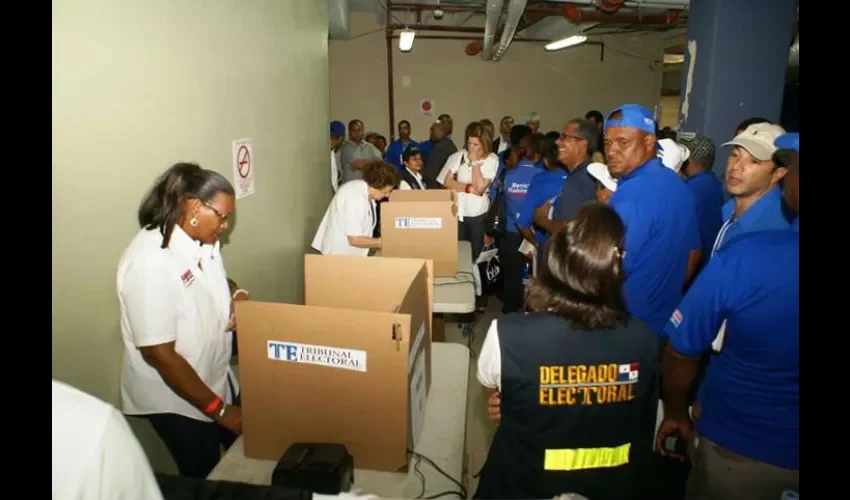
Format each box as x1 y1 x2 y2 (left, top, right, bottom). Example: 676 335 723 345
232 138 256 199
410 350 427 447
267 341 367 373
408 321 426 374
518 239 535 257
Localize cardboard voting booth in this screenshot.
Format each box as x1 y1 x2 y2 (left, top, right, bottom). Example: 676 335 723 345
380 190 459 277
235 255 434 472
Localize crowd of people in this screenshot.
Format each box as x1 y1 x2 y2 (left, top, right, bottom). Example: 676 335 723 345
321 106 799 500
52 103 798 500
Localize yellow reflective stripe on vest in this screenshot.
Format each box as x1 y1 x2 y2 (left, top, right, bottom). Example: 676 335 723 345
544 443 631 471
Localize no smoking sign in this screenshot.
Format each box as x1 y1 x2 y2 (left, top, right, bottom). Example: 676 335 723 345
231 138 256 199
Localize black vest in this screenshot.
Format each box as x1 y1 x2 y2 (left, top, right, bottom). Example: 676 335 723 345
474 312 659 500
400 168 425 190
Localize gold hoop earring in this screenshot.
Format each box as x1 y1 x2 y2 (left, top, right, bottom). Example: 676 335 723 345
190 217 199 227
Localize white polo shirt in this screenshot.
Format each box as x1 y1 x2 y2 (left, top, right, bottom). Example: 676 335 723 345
312 179 376 256
436 151 499 218
117 225 235 422
52 380 164 500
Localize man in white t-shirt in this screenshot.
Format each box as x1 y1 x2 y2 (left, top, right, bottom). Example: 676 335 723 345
53 380 164 500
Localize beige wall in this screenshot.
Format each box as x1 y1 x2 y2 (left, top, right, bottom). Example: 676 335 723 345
330 13 665 142
53 0 330 472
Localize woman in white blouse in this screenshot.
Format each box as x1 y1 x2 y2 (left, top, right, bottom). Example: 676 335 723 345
117 162 244 478
437 122 499 308
312 160 401 255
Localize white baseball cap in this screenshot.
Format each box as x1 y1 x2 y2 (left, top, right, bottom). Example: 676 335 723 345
587 162 617 192
657 138 690 173
722 122 787 161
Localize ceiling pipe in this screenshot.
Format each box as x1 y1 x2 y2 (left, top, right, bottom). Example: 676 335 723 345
491 0 530 61
481 0 506 61
492 0 529 61
563 3 682 25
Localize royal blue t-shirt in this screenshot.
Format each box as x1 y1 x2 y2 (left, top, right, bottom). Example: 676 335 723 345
516 168 568 243
609 158 701 337
385 139 420 171
712 186 790 257
685 171 724 259
490 159 544 233
664 227 799 470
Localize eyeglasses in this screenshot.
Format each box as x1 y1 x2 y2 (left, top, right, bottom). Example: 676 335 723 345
204 201 230 222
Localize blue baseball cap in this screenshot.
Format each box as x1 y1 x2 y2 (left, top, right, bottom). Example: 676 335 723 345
330 120 345 138
605 104 657 135
774 132 799 152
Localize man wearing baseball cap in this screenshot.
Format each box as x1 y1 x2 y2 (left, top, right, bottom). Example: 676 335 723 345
710 122 791 258
679 134 724 261
603 104 702 341
658 135 799 498
330 120 345 192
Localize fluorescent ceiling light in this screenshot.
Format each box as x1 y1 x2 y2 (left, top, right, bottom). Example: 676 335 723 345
664 53 685 64
545 35 587 51
399 30 415 52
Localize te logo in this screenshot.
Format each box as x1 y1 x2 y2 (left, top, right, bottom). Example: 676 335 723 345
269 342 299 361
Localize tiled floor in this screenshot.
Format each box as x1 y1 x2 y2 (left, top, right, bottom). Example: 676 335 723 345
441 299 502 497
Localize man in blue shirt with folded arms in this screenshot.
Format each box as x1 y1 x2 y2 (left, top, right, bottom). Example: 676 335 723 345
604 104 702 341
385 120 419 172
656 132 799 500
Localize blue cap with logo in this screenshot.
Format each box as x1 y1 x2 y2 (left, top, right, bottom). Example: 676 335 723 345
605 104 657 135
330 120 345 138
774 132 799 153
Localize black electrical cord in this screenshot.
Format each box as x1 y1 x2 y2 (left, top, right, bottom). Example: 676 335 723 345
407 449 468 499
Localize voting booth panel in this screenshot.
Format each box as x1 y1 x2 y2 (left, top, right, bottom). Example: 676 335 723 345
380 190 459 277
235 256 433 473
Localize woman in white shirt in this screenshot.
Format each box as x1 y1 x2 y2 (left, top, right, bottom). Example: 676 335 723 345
117 162 244 478
312 159 401 255
437 122 499 307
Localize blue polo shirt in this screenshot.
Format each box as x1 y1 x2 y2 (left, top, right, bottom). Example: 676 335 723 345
490 159 543 233
516 168 568 243
685 171 724 258
609 158 701 337
385 139 420 171
712 186 790 257
664 227 799 470
553 162 596 221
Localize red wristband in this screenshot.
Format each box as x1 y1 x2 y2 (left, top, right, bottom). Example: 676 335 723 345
203 396 223 415
465 184 472 194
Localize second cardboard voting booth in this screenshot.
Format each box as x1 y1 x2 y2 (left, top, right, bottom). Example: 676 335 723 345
235 255 434 472
380 190 458 277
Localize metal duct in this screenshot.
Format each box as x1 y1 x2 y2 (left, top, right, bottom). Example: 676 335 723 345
492 0 529 61
547 0 690 9
481 0 506 61
328 0 350 40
